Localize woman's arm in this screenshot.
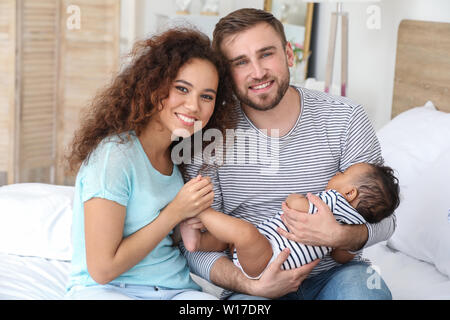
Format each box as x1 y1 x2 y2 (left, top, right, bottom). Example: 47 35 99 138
85 175 214 285
84 198 185 284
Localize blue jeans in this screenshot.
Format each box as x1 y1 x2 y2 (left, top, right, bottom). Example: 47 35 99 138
281 261 392 300
227 261 391 300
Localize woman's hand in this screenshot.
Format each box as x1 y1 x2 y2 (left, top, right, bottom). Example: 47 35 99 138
168 175 214 221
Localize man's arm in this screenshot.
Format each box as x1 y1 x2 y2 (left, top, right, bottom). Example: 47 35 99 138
181 154 319 297
280 192 397 251
279 104 396 251
284 193 368 252
336 223 369 251
180 207 320 297
322 202 396 252
279 193 369 251
359 213 396 249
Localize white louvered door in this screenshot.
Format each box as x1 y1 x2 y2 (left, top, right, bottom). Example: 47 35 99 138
18 0 59 183
57 0 120 185
0 0 120 185
0 0 16 185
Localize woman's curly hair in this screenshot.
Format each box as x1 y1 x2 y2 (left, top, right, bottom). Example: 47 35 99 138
66 27 236 174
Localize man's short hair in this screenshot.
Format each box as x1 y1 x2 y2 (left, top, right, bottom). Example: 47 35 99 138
212 8 287 54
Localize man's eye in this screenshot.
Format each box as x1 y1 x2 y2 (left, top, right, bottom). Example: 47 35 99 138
234 60 247 66
262 52 272 58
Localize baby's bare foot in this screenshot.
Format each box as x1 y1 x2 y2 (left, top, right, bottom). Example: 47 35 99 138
180 220 201 252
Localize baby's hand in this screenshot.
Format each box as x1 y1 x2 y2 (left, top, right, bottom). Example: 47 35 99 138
180 218 202 252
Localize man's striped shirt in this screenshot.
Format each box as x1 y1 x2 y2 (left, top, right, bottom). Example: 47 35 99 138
255 190 366 273
181 86 396 298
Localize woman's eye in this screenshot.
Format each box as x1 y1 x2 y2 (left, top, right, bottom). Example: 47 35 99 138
201 94 214 101
176 86 188 93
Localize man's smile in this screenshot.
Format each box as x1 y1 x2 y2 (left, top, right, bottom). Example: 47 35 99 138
249 80 274 92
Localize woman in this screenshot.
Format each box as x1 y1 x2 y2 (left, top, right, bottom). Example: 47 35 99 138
65 28 235 300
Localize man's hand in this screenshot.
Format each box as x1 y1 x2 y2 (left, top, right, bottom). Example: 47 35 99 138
278 193 343 248
250 248 320 298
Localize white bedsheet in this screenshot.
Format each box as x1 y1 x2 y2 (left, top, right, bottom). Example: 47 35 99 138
363 243 450 300
196 243 450 300
0 253 70 300
1 245 449 300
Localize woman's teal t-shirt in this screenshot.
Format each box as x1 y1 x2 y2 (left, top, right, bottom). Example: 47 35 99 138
67 132 200 291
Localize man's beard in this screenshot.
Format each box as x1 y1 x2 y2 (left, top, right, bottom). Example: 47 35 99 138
234 73 290 112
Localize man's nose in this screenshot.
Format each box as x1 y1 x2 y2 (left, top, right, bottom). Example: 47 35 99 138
250 60 267 80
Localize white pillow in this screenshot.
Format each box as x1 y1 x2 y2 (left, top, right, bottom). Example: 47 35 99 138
0 183 75 261
377 101 450 188
386 147 450 277
376 101 450 277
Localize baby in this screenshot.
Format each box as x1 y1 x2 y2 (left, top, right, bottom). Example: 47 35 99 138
180 162 400 278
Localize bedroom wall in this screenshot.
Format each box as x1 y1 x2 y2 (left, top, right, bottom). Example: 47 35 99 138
119 0 264 59
311 0 450 130
136 0 263 37
121 0 450 131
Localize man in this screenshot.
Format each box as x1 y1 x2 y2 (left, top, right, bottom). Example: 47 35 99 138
182 8 395 300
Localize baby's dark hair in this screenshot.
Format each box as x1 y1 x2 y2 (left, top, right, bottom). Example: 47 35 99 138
355 164 400 223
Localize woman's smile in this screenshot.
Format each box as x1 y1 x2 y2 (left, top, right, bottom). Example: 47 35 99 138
175 112 197 127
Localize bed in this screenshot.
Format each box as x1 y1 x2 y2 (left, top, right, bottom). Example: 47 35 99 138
360 19 450 299
0 19 449 300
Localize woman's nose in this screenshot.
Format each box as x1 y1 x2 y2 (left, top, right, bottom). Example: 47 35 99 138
184 95 200 112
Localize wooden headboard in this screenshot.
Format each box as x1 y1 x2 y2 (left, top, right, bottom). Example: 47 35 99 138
392 20 450 118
